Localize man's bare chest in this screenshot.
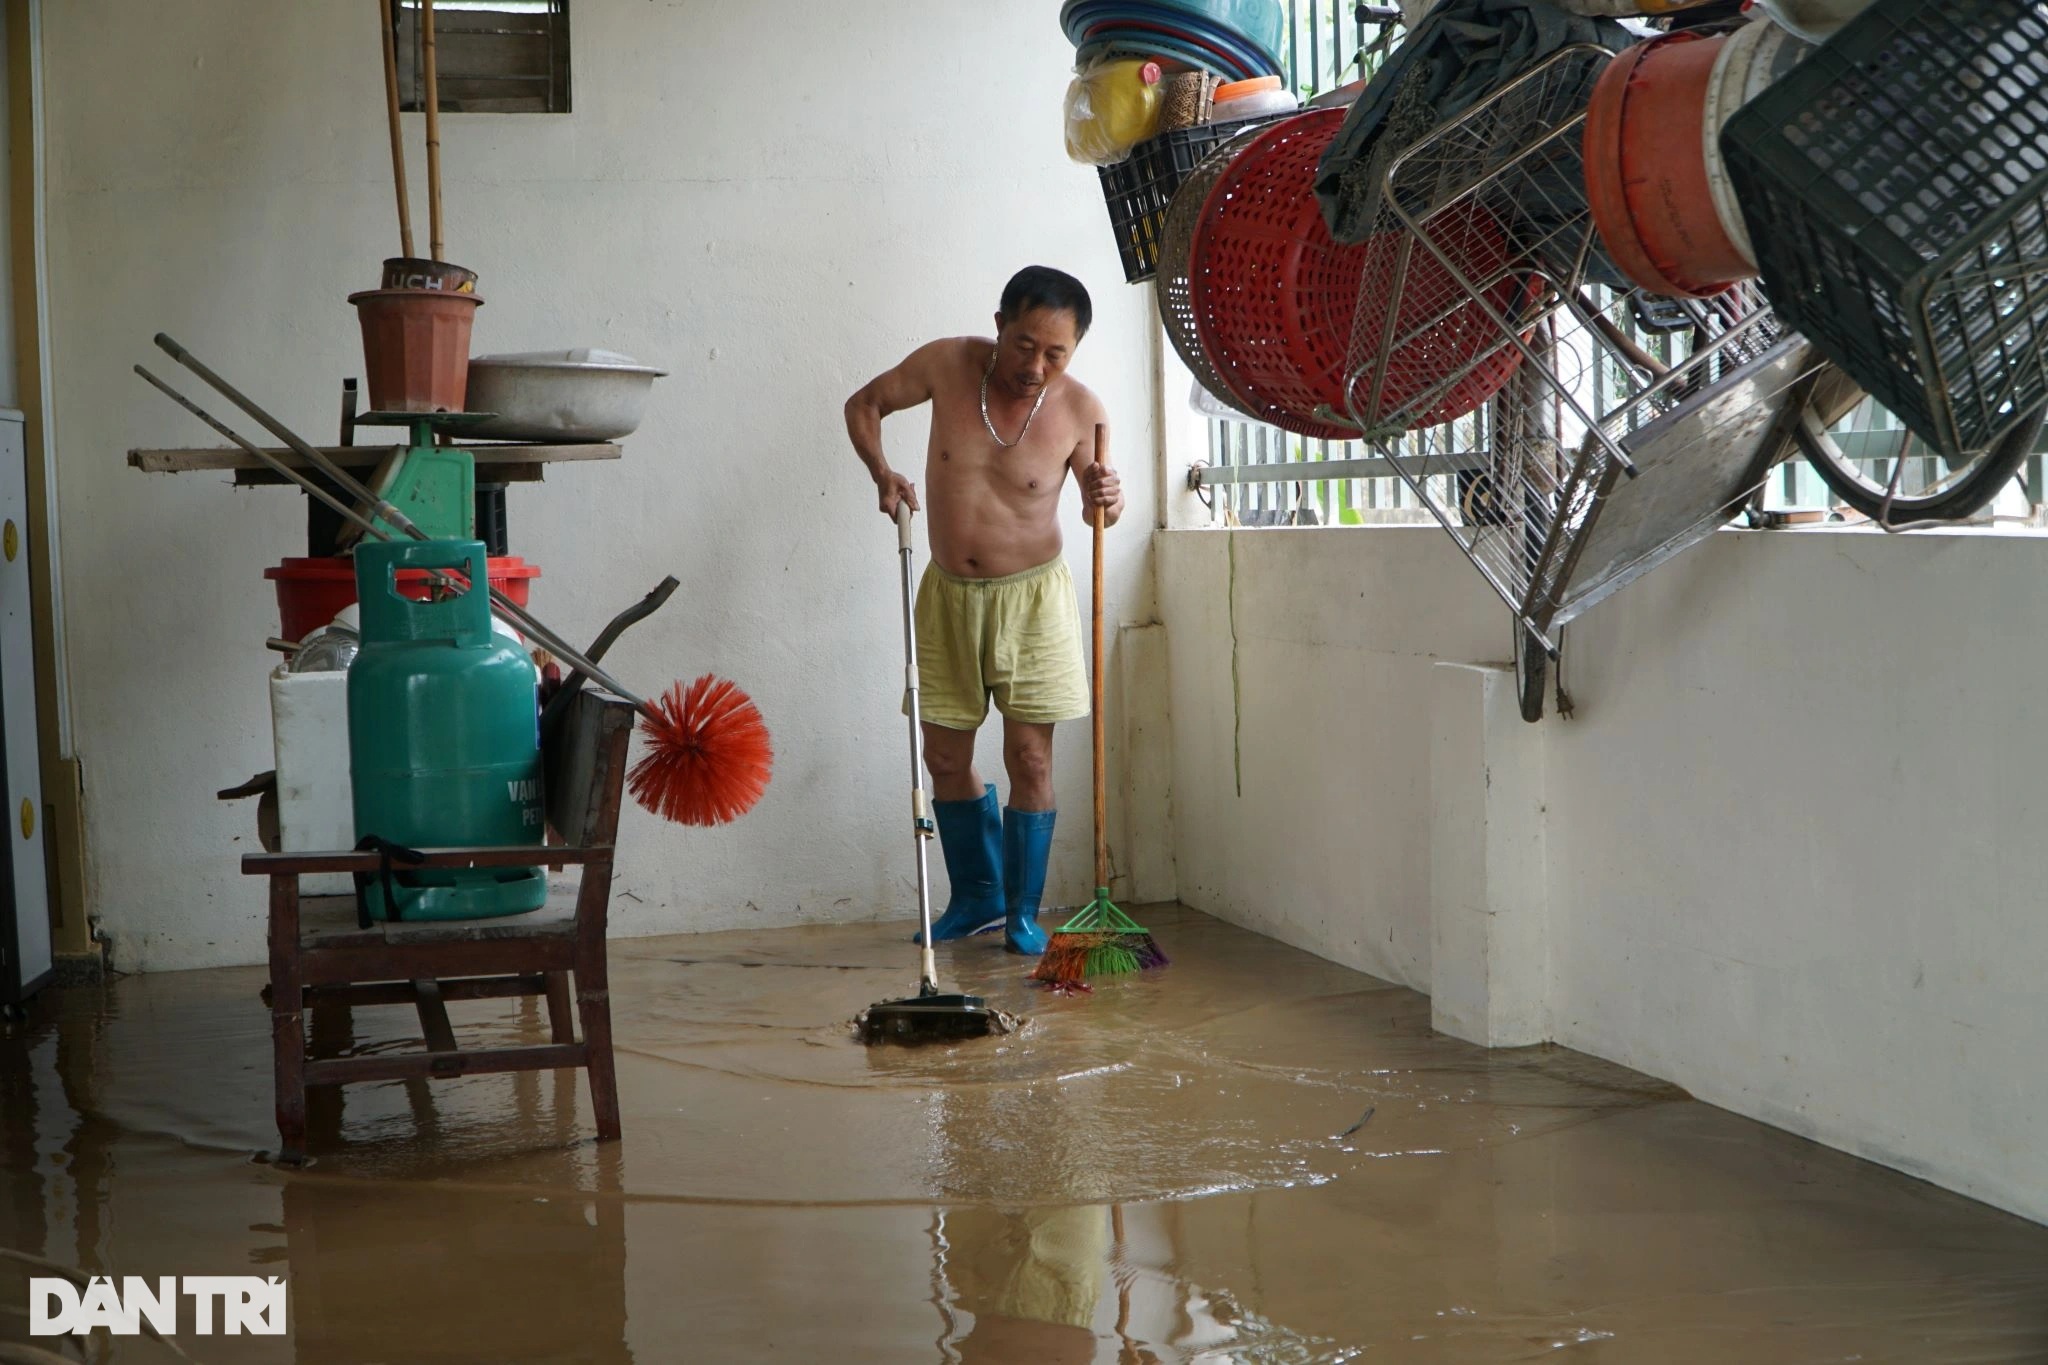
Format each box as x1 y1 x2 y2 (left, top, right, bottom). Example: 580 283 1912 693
928 394 1073 488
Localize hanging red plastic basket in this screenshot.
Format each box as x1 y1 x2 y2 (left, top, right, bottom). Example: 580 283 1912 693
1188 108 1528 439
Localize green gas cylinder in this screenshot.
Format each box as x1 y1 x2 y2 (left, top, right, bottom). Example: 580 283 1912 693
349 538 547 921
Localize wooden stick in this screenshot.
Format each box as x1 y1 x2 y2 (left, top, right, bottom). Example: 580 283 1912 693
422 0 443 262
1092 422 1108 890
378 0 414 257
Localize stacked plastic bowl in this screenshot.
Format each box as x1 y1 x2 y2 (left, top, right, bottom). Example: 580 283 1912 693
1061 0 1286 83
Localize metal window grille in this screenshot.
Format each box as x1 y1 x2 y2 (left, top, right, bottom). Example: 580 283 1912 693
395 0 571 115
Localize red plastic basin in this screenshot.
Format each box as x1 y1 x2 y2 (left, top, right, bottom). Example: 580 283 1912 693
266 555 539 643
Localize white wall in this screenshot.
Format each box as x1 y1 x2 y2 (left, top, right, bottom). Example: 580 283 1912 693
1160 523 2048 1224
47 1 1160 970
1158 527 1500 989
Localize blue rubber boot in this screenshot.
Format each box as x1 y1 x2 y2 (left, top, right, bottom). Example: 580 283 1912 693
917 784 1007 944
1002 807 1056 956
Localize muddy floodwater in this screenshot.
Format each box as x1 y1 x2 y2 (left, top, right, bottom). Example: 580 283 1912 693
5 905 2047 1361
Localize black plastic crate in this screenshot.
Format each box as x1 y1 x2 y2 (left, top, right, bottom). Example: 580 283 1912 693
1721 0 2048 454
474 482 510 557
1099 114 1288 284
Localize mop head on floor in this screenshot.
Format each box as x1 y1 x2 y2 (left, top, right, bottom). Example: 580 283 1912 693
1030 890 1168 986
855 991 1022 1045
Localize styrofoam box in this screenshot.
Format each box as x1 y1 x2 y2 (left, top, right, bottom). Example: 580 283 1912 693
270 665 354 897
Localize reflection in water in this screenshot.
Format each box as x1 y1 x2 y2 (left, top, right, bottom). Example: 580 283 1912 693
2 980 122 1320
930 1200 1356 1363
1 977 638 1365
937 1205 1109 1363
277 996 636 1364
280 1157 633 1365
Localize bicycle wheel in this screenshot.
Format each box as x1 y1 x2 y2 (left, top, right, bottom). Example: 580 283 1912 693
1794 366 2044 524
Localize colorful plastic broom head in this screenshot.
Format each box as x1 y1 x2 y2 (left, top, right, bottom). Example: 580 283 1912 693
1030 889 1168 986
627 674 773 826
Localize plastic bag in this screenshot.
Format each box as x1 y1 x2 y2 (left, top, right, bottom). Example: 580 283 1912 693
1064 59 1164 166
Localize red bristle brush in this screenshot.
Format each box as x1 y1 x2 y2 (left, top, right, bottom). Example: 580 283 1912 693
628 674 774 826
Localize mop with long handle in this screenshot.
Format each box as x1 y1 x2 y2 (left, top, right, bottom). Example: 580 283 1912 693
858 502 1003 1044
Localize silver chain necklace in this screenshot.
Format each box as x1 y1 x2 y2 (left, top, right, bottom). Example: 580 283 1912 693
980 348 1047 448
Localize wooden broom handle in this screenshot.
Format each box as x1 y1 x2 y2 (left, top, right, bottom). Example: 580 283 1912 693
422 0 443 261
1092 422 1108 890
378 0 414 258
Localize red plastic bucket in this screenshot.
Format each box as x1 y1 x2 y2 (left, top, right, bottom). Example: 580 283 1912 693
1584 31 1757 299
266 555 539 643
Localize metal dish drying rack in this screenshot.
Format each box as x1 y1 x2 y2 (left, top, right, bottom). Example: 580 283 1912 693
1338 46 1839 667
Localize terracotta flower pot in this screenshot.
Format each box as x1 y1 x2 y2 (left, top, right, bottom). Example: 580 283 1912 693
348 288 483 413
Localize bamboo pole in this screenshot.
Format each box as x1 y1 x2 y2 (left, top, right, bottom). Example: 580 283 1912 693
422 0 443 261
378 0 414 257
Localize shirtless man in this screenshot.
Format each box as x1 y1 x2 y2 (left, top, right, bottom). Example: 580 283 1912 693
844 266 1123 955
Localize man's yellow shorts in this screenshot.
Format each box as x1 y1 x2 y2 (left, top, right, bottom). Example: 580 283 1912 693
910 556 1090 731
